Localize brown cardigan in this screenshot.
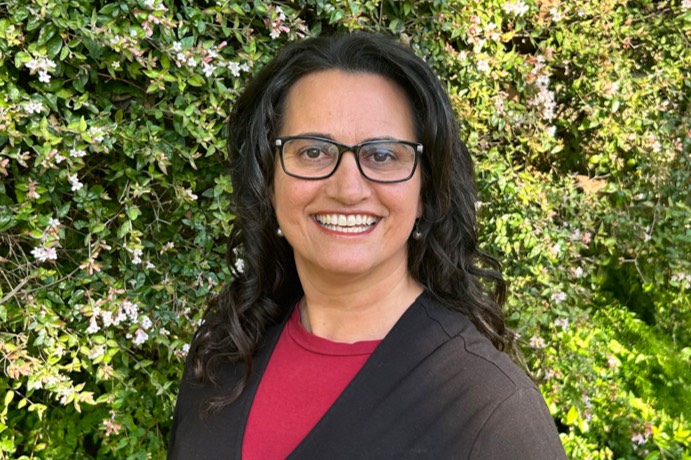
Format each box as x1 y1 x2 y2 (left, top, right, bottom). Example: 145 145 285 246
168 293 566 459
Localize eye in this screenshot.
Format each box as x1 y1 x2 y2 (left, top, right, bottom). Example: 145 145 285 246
296 144 335 162
300 146 328 159
369 148 397 163
359 144 401 167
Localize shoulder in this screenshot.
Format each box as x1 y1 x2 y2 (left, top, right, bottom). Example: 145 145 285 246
411 294 534 392
384 294 566 458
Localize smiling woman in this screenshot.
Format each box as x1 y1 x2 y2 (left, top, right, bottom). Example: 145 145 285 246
168 32 566 459
271 70 423 329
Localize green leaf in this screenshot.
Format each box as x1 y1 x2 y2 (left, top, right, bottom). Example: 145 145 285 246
565 405 579 426
36 23 57 46
14 51 32 68
126 206 141 221
188 73 205 87
47 36 63 59
117 220 132 239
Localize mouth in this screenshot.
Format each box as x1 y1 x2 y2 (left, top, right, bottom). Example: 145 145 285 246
313 213 379 233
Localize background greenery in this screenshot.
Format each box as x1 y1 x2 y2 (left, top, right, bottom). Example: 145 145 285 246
0 0 689 458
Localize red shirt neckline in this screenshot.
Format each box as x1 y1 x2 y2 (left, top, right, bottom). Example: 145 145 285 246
286 306 382 356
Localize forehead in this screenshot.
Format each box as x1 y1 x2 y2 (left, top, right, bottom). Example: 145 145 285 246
278 69 416 143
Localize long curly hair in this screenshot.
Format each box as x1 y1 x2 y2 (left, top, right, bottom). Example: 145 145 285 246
191 32 512 415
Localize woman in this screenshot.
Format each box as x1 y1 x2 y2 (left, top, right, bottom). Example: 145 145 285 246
168 32 566 459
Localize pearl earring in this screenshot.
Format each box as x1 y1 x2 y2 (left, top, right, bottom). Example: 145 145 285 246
412 222 422 240
276 227 284 237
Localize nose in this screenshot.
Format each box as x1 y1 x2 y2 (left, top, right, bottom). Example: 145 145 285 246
325 151 371 203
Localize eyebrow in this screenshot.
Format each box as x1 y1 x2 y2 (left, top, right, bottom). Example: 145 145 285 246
289 132 402 144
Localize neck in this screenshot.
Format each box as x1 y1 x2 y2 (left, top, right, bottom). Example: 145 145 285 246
295 261 423 343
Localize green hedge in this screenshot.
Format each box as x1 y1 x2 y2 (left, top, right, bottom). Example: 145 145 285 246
1 0 689 458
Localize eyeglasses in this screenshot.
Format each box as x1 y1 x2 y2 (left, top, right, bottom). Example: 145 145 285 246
275 136 423 183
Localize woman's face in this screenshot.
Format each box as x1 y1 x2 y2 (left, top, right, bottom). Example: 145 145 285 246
272 69 423 282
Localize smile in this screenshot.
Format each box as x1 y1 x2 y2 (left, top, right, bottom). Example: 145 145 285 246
314 214 379 233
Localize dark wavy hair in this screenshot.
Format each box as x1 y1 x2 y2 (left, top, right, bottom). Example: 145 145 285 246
192 32 512 414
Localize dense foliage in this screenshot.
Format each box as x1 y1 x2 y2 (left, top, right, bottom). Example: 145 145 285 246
0 0 689 458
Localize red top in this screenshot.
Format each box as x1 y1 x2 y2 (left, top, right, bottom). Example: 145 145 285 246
242 307 381 459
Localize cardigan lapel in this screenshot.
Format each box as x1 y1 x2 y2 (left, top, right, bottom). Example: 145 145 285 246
170 313 288 460
287 293 457 458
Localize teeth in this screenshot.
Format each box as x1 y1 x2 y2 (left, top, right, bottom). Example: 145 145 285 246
315 214 378 232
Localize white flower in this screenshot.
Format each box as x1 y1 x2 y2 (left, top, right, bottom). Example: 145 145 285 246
31 246 58 262
607 355 619 368
202 63 216 77
683 0 691 11
551 291 567 303
140 316 153 330
546 126 556 137
494 98 505 112
38 70 51 83
70 148 86 158
89 345 106 359
227 61 241 77
530 83 557 121
502 0 529 16
186 57 197 67
86 316 100 334
132 328 149 346
529 335 546 349
181 344 190 354
24 101 44 114
183 188 198 201
89 127 105 143
145 261 155 269
143 0 155 9
122 300 139 322
554 318 569 329
172 41 182 52
26 57 56 83
130 248 143 265
48 218 60 228
550 8 562 22
159 327 170 336
67 174 83 192
573 266 584 278
101 310 114 327
234 257 245 274
536 75 550 88
631 433 646 445
476 59 490 73
114 310 127 326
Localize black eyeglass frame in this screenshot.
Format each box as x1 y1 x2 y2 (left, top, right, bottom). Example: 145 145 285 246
275 135 424 184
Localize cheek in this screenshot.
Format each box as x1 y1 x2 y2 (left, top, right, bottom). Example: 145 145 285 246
272 177 314 220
